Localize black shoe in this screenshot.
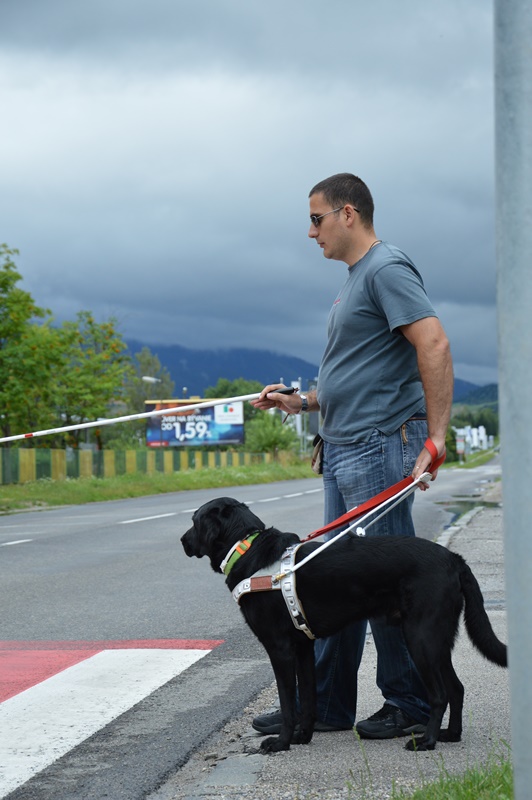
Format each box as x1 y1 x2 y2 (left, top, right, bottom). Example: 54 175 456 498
251 709 348 735
252 709 284 735
355 703 426 739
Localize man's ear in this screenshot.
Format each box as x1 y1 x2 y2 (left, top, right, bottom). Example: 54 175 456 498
344 204 358 226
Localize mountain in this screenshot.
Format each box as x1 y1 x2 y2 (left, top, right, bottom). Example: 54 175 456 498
125 340 320 396
455 383 498 406
126 340 492 403
453 378 483 403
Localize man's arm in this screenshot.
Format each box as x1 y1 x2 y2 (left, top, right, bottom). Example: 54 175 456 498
400 316 454 481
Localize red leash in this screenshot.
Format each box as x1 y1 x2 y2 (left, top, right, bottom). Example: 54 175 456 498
302 438 446 542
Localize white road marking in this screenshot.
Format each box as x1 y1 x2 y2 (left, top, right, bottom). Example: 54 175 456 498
120 512 177 524
0 648 209 798
0 540 33 547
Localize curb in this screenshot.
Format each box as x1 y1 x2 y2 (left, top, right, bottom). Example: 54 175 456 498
437 505 485 549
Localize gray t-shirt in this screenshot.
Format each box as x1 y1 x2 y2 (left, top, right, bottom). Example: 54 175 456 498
317 241 436 444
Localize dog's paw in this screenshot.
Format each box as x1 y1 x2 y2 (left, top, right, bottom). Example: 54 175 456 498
260 736 290 754
405 736 436 752
438 728 462 742
292 728 313 745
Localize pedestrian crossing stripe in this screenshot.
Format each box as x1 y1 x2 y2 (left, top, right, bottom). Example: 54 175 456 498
0 639 223 798
0 639 223 702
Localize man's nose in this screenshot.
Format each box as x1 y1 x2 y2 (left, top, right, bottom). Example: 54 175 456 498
308 223 318 239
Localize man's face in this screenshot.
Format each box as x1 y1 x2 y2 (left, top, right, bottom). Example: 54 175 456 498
308 192 350 262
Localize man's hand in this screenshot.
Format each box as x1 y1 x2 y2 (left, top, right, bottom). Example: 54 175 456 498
411 436 446 490
250 384 304 415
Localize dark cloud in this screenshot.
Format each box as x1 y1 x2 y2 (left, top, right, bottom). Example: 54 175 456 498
1 0 498 384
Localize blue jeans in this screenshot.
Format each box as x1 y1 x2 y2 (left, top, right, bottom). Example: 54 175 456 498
314 422 431 727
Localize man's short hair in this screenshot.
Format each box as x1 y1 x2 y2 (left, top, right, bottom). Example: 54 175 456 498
309 173 374 228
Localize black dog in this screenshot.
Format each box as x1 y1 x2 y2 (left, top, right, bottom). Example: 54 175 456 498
181 496 507 754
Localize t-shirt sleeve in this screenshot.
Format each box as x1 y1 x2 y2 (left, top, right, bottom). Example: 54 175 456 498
370 262 437 332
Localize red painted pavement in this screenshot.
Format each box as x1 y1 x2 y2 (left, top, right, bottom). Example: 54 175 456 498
0 639 224 703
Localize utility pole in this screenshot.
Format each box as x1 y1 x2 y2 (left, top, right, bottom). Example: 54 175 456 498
494 3 532 797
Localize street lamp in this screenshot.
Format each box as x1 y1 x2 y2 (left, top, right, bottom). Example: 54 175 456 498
141 375 163 401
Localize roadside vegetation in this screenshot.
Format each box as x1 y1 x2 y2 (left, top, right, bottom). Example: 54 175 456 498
0 459 316 513
455 446 499 470
0 447 500 514
354 760 513 799
389 748 512 799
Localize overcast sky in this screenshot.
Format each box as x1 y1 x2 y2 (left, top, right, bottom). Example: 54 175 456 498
1 0 497 385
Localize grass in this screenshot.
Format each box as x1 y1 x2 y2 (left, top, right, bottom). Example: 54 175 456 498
391 752 513 799
348 736 513 800
0 459 318 513
455 447 500 470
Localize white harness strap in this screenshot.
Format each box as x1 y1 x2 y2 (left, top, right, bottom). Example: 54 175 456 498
278 544 315 640
231 543 315 640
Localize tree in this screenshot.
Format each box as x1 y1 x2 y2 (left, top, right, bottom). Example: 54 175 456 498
204 378 264 422
126 346 175 409
104 346 175 449
445 427 458 463
0 244 62 444
52 311 134 448
451 405 499 437
245 410 299 457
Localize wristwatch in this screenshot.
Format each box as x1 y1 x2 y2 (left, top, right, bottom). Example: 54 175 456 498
299 394 309 413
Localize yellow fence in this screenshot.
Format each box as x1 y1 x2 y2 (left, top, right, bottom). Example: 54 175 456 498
1 448 273 485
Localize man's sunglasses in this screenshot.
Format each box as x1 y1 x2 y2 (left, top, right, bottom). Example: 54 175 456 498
309 205 359 227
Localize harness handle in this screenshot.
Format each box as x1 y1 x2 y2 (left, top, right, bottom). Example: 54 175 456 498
301 437 446 542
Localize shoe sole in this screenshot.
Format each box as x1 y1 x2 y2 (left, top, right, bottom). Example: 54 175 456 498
252 724 282 735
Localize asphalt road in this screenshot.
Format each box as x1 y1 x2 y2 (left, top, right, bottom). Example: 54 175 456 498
0 462 501 800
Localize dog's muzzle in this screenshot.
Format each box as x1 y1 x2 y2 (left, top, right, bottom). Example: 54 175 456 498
181 528 199 558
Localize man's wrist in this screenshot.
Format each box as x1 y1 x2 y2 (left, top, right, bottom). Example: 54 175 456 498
299 394 309 413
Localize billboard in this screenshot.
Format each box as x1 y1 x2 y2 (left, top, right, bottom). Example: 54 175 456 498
145 400 245 447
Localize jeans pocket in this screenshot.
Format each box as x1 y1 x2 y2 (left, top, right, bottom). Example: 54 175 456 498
402 420 428 476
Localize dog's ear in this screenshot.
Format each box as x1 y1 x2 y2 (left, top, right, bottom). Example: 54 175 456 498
185 497 266 573
218 499 266 536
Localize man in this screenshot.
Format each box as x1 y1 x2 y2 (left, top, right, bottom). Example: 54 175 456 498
251 173 453 739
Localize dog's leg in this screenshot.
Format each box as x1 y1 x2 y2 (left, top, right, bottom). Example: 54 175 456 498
437 656 464 743
402 629 447 751
291 638 316 745
260 646 298 754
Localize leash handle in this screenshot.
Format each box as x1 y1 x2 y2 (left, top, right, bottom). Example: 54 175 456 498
424 437 446 473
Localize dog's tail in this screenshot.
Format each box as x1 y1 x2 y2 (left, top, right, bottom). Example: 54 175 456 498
459 557 507 667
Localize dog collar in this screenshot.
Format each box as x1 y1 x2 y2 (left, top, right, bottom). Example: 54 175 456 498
220 531 262 576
